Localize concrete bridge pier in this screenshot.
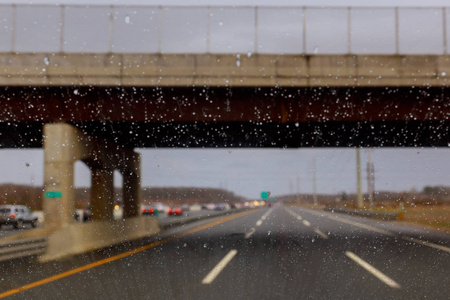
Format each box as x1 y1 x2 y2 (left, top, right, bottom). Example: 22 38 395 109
37 123 159 261
91 168 114 221
122 154 141 219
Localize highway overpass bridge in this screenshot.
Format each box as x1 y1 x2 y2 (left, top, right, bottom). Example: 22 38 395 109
0 4 449 260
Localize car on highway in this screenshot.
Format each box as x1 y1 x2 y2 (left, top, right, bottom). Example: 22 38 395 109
0 205 38 229
215 203 231 211
152 202 168 213
141 205 159 216
204 203 216 210
74 205 92 222
168 207 184 216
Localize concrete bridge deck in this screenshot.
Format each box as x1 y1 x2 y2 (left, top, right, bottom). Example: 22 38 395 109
1 54 450 87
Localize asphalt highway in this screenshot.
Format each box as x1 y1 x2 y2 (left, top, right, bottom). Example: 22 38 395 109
0 204 448 299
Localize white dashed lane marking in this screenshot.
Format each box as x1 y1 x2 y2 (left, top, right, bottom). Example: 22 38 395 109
245 228 256 239
314 228 329 239
202 250 238 285
345 251 401 289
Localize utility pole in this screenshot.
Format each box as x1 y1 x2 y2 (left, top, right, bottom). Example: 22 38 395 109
313 159 318 206
296 175 300 202
356 148 364 209
367 148 374 206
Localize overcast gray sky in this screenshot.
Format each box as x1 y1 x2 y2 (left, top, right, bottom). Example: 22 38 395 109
1 0 449 7
1 148 449 199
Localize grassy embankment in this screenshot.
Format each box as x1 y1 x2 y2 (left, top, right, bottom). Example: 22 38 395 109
290 202 449 232
369 204 449 231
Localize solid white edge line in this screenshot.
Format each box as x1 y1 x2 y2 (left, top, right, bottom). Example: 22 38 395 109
303 208 394 236
345 251 401 289
202 250 238 284
332 215 393 236
314 228 329 239
403 236 450 253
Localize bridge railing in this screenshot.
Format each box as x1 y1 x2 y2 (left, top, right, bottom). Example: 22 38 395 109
0 5 448 55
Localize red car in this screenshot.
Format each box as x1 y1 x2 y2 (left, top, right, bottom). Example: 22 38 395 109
141 205 158 216
167 207 183 216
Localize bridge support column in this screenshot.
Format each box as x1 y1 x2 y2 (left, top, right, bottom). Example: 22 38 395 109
36 123 159 262
122 153 141 219
91 168 114 221
43 123 78 229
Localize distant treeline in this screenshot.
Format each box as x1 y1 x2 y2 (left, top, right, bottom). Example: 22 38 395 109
0 184 42 209
276 185 450 207
0 184 245 209
142 187 244 206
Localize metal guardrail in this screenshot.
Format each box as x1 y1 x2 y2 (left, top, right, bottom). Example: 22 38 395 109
158 208 251 229
0 208 248 262
323 207 399 221
0 237 47 262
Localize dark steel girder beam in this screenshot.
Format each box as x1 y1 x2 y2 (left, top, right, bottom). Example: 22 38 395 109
0 86 449 148
0 121 448 149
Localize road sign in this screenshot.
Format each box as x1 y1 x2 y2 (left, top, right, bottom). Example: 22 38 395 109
261 191 270 199
45 191 62 198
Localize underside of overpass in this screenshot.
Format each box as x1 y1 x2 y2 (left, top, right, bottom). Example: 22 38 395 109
0 86 449 148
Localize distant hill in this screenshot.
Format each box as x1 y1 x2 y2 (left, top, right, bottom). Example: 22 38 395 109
142 187 245 206
0 184 245 209
278 185 450 206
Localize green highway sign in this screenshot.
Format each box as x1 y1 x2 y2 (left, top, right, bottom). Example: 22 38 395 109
45 191 62 198
261 191 270 199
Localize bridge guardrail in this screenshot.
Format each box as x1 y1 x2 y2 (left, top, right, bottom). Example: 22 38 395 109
1 5 448 55
0 237 47 262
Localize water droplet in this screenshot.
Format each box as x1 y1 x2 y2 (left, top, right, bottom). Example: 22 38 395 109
124 16 131 24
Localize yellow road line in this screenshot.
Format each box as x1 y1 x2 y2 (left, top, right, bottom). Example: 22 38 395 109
0 209 256 299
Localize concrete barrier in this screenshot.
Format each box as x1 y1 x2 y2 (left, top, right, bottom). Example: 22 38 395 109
39 216 159 262
1 216 159 262
0 208 251 262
